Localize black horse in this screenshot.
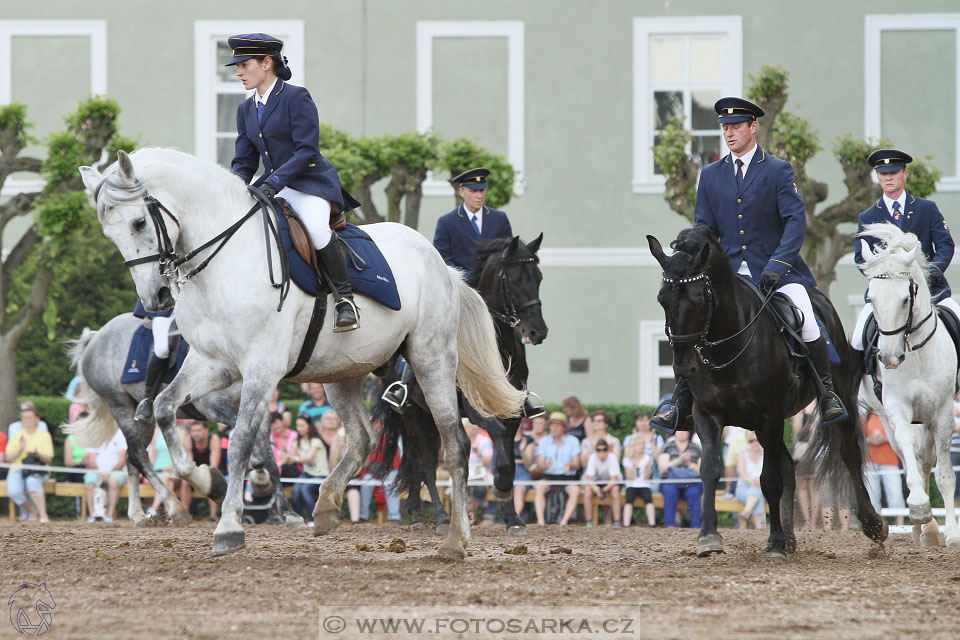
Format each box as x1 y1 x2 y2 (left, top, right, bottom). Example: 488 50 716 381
372 234 547 533
648 226 887 559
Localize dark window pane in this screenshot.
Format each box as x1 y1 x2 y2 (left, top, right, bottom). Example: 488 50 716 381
217 93 245 132
692 135 722 168
659 378 677 400
658 339 673 366
216 41 236 83
217 137 236 168
654 91 683 129
692 90 721 130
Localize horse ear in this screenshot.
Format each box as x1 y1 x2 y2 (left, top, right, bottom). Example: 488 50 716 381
507 235 521 255
117 150 136 183
907 243 920 263
526 232 543 254
78 166 101 195
860 239 876 261
647 235 669 269
695 242 711 269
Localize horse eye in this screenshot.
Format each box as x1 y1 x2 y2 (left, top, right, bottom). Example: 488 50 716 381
133 217 147 232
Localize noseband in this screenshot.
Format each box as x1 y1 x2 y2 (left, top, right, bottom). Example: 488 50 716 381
487 252 542 330
873 272 936 351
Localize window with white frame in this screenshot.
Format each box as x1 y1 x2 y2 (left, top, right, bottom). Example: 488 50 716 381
416 21 525 196
633 17 742 194
194 21 304 167
639 321 675 405
865 14 960 191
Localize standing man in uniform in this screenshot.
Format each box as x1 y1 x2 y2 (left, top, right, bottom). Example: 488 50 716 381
651 97 847 433
850 149 958 360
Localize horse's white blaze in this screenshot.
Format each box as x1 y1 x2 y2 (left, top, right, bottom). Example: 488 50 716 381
858 223 960 545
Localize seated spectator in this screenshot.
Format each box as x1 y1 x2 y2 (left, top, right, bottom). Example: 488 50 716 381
179 421 220 519
298 383 331 422
583 440 622 527
7 401 49 436
286 413 328 526
65 427 94 518
722 426 748 498
354 418 401 522
581 410 622 461
5 403 53 522
318 411 345 471
83 428 127 523
534 412 581 526
657 430 702 528
862 407 905 525
147 425 176 517
561 396 589 441
66 376 88 422
735 431 766 529
623 410 662 450
464 418 495 524
622 438 656 527
268 386 286 415
267 412 298 478
513 421 537 518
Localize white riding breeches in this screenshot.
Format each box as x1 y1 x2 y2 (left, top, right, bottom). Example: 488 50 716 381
738 261 820 341
851 296 960 350
278 187 333 249
152 314 174 358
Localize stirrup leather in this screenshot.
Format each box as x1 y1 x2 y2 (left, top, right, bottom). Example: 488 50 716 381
332 297 360 333
382 381 408 409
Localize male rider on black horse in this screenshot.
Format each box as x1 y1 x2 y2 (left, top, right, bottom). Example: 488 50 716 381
651 97 847 434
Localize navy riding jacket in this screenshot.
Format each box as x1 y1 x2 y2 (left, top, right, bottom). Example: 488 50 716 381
694 145 816 288
433 204 512 278
854 192 954 302
231 81 354 211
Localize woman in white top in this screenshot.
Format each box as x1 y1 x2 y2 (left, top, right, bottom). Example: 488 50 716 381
735 432 766 529
287 414 328 525
622 438 656 527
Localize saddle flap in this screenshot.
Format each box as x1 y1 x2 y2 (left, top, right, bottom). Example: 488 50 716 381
275 197 318 270
771 293 802 334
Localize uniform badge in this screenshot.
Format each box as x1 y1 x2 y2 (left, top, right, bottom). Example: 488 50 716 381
792 182 798 194
944 220 950 230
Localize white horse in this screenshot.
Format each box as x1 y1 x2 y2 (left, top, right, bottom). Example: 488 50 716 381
78 148 524 558
858 222 960 547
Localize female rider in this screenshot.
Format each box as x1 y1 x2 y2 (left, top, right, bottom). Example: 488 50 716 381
225 32 359 332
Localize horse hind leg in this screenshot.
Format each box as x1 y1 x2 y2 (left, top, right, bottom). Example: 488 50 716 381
931 414 960 547
778 440 798 554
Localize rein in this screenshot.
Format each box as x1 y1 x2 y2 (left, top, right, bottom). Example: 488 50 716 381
873 272 937 351
662 271 777 370
102 178 292 311
487 252 542 329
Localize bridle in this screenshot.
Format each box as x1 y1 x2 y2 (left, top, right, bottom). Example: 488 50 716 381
662 270 776 370
872 272 937 351
487 250 542 330
95 177 292 310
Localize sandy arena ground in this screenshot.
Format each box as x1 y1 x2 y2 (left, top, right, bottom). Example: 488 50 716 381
1 519 958 639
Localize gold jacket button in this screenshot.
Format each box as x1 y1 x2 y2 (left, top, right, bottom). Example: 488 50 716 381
265 151 269 156
741 245 747 250
259 133 263 138
737 198 742 203
738 214 743 219
740 230 745 235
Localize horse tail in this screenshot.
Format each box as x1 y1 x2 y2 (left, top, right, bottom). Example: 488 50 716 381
63 327 119 448
370 391 441 497
451 269 526 418
799 409 865 509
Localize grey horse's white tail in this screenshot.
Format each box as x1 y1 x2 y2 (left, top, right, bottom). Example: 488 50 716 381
63 327 119 448
450 269 526 418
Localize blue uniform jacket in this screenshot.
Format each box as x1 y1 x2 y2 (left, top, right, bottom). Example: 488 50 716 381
433 204 512 278
854 192 954 302
231 81 354 211
694 146 816 288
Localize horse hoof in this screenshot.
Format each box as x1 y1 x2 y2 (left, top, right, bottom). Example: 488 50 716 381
437 543 466 562
920 531 941 547
507 525 527 536
207 467 228 504
133 517 150 529
875 519 890 544
697 533 724 557
407 521 426 531
946 536 960 548
909 503 933 524
785 537 798 554
312 510 341 536
267 515 284 526
435 522 449 536
170 510 192 526
765 551 787 564
491 488 511 503
211 531 246 557
284 514 306 528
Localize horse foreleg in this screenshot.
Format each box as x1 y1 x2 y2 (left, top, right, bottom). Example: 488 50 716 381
313 379 375 536
839 410 887 544
778 440 798 553
693 408 724 557
424 476 450 533
758 426 787 560
251 415 304 527
888 416 933 525
932 412 960 546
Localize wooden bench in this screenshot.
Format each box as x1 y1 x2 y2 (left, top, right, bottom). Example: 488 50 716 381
0 480 58 518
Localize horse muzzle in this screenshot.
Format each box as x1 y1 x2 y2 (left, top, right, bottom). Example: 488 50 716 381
881 353 905 369
145 285 175 312
523 327 547 345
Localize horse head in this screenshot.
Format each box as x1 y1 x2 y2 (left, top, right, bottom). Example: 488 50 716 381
648 227 718 377
80 150 180 312
474 234 548 345
859 223 933 369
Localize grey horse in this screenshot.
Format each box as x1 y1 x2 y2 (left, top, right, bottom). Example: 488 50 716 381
66 312 304 527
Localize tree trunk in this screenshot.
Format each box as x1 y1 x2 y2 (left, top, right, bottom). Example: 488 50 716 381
384 176 403 223
0 338 19 429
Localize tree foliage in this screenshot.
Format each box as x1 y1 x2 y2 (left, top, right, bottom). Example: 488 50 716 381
438 137 516 210
653 65 943 293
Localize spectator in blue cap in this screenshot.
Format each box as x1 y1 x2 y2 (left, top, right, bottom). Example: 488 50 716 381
226 32 361 332
652 96 848 433
849 148 958 363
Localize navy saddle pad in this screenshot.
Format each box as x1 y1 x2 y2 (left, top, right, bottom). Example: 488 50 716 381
277 211 401 311
120 325 188 384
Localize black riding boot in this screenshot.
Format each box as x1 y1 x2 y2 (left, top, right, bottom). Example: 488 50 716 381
134 353 169 423
808 336 848 425
650 378 694 434
382 364 416 413
850 347 865 396
316 240 359 332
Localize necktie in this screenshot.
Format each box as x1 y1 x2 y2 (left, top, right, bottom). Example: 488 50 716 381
471 214 481 236
257 101 264 123
892 201 902 224
736 158 744 189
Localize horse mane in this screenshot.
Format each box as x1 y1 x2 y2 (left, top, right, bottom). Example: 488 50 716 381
467 237 519 288
857 223 931 285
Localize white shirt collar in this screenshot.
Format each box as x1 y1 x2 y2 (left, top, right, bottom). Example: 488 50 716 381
256 78 279 106
732 144 758 178
882 191 907 216
463 203 483 234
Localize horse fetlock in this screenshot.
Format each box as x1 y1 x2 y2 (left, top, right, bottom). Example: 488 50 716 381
491 487 512 503
206 467 228 504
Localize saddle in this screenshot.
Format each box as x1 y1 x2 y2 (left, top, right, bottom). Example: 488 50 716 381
275 196 346 274
861 306 960 399
738 275 803 335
